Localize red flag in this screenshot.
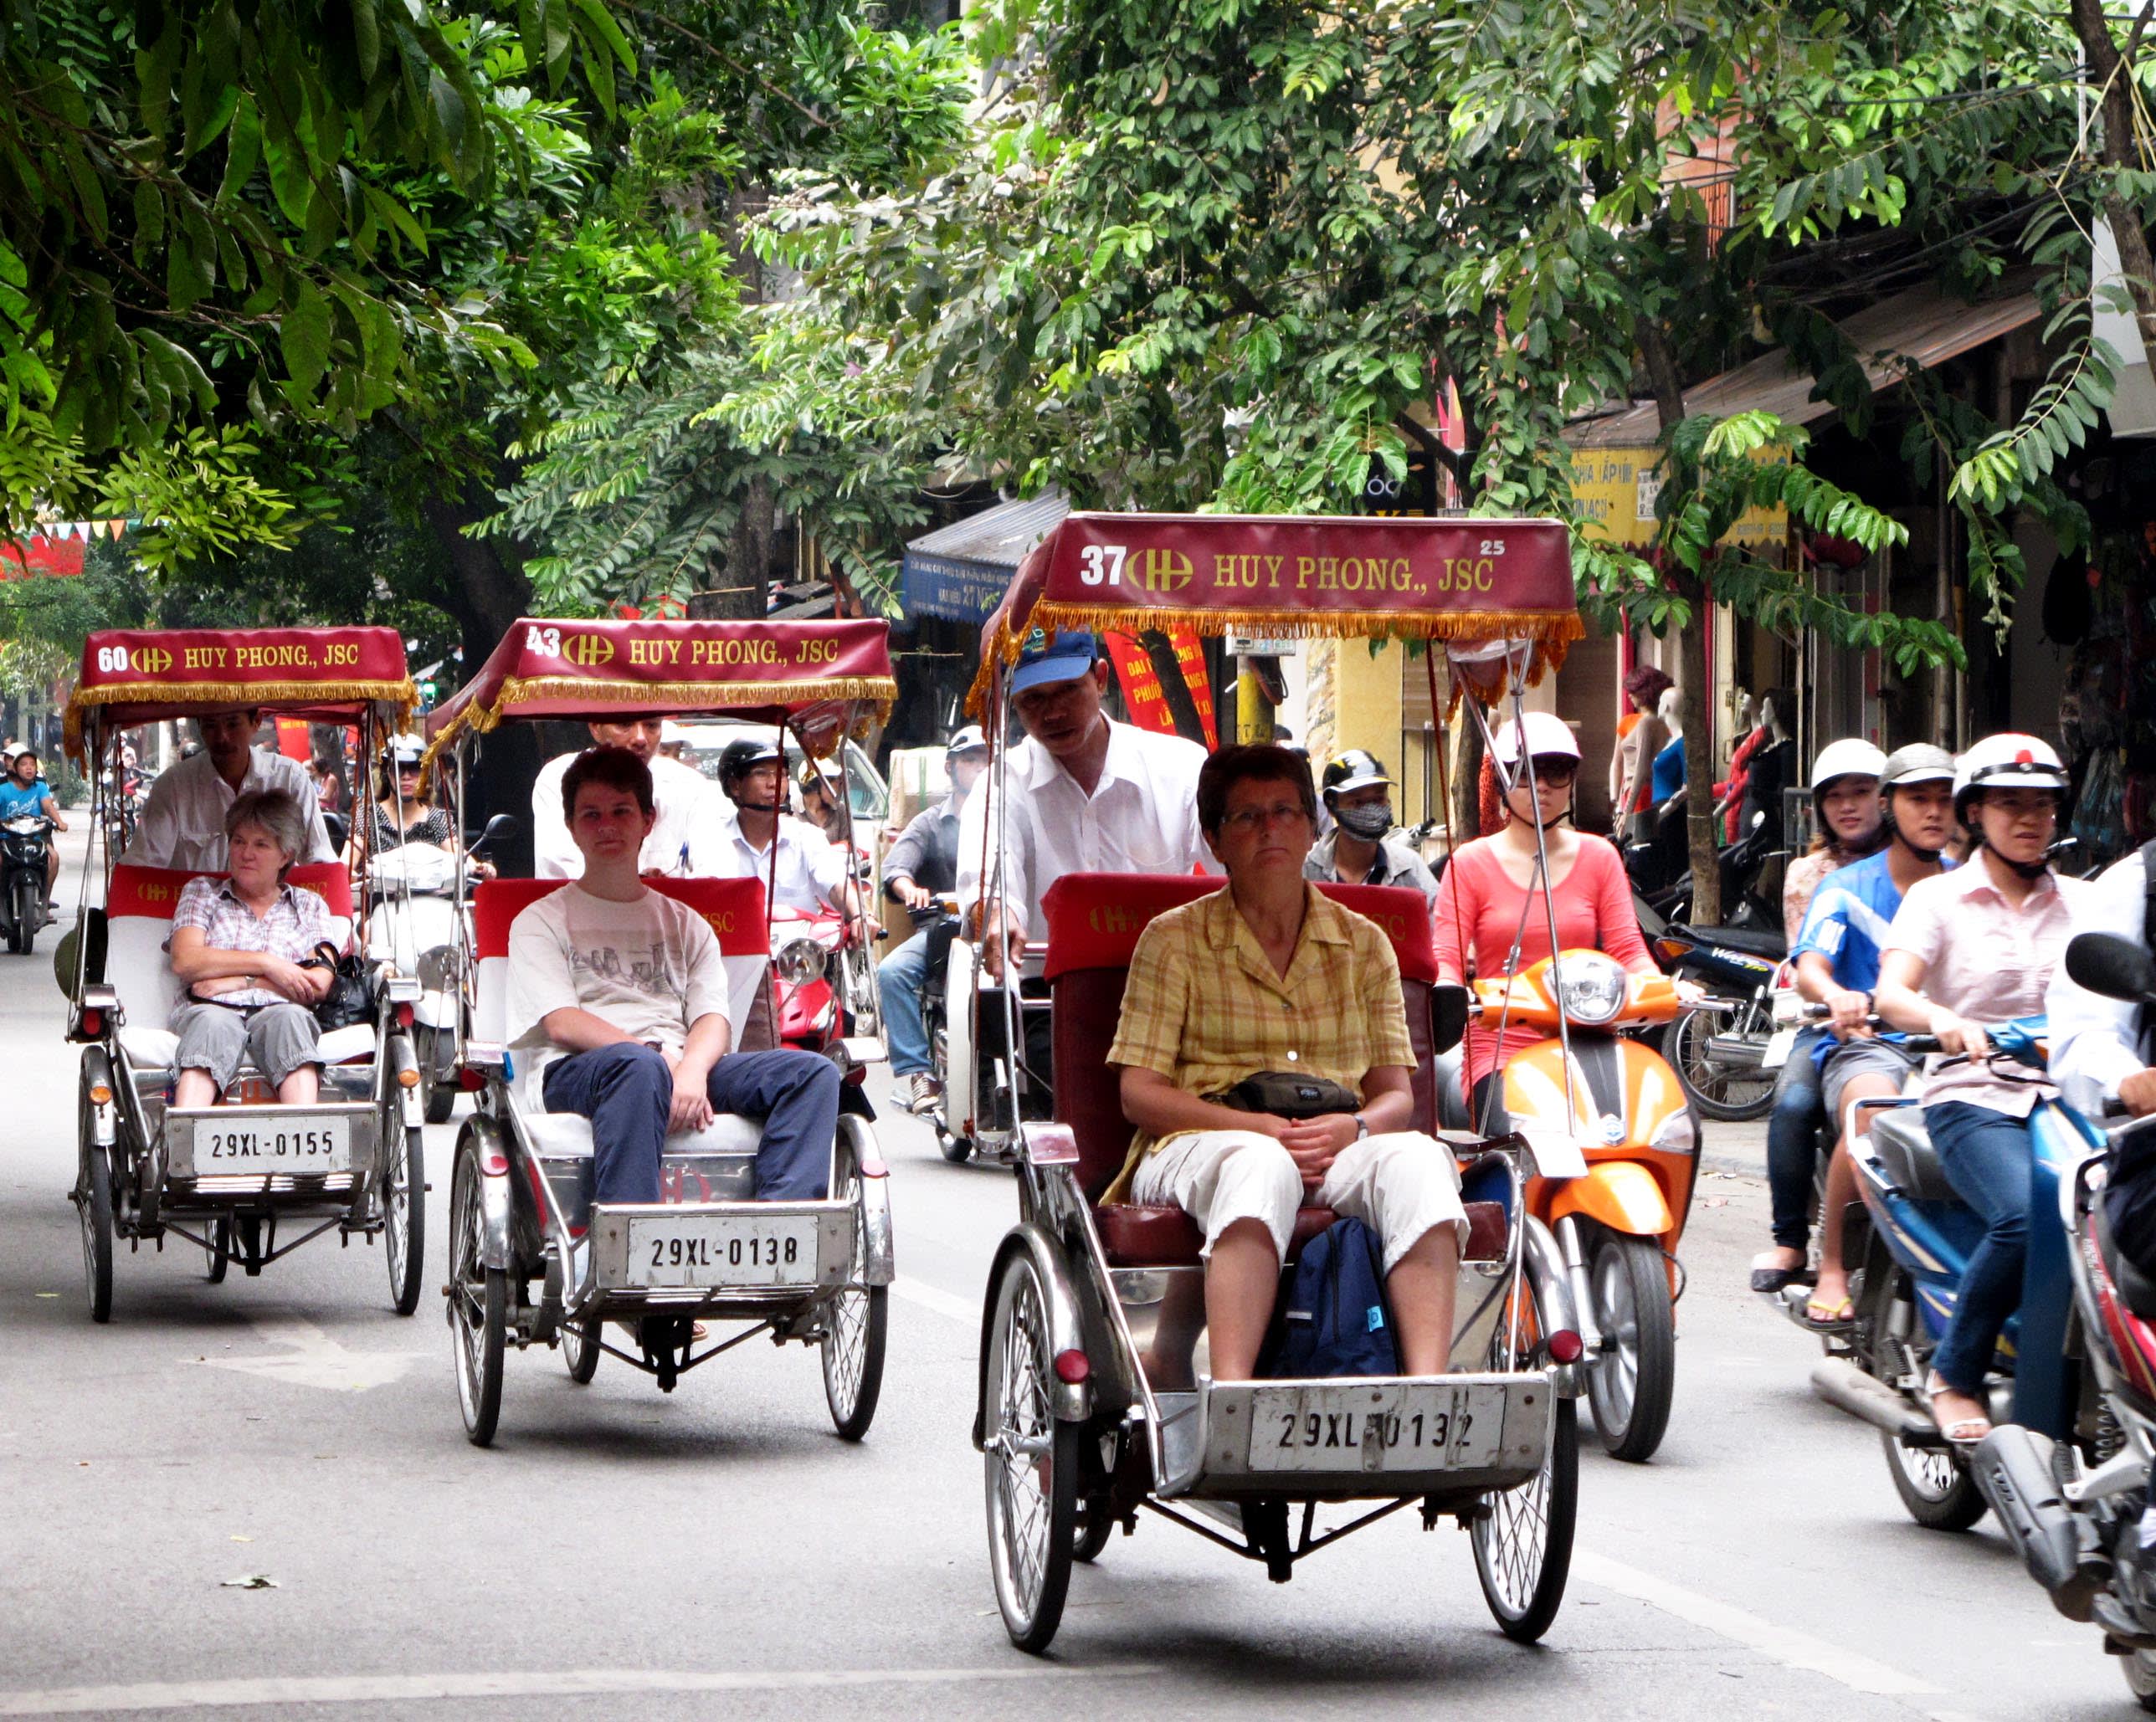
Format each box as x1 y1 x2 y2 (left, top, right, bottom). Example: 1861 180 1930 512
1103 632 1178 735
1168 623 1218 747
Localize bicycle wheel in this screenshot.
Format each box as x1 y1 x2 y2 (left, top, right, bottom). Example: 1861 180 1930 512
1473 1268 1577 1641
983 1251 1077 1653
562 1318 601 1384
823 1193 888 1441
448 1144 506 1446
383 1120 424 1316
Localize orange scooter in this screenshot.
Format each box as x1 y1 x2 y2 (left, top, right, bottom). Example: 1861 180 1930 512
1473 950 1700 1463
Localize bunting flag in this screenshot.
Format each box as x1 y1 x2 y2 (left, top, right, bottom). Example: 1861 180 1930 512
1168 623 1219 747
1103 625 1219 746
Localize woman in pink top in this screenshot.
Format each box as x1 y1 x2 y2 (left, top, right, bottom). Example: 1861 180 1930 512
1436 712 1661 1130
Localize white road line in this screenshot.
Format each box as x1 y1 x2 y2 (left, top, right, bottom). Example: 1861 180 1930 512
1578 1550 1976 1718
889 1277 977 1324
0 1663 1167 1714
192 1313 419 1393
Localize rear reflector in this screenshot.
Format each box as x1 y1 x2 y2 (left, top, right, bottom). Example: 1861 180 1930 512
1548 1329 1584 1364
1053 1349 1091 1385
88 1084 113 1107
80 1009 103 1036
458 1069 485 1092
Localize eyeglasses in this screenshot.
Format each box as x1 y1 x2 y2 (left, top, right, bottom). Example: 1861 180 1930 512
1220 802 1312 834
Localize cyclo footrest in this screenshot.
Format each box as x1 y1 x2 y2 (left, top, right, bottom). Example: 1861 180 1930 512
586 1198 854 1297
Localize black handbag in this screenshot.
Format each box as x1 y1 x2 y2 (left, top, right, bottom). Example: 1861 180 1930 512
306 941 374 1031
1206 1070 1360 1120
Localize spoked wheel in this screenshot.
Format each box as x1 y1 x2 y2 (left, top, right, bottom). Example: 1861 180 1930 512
77 1144 114 1324
418 1027 455 1125
1881 1428 1987 1531
822 1197 888 1441
382 1120 424 1316
983 1251 1078 1653
1474 1278 1578 1642
1668 1006 1774 1121
1584 1233 1676 1463
2120 1648 2156 1711
203 1217 230 1284
1073 1494 1114 1565
447 1142 506 1447
562 1318 601 1385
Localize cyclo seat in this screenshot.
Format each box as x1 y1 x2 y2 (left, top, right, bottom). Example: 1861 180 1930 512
1866 1104 1957 1203
105 863 376 1075
1040 874 1508 1268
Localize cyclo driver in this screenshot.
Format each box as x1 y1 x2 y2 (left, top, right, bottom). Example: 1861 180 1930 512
506 747 842 1358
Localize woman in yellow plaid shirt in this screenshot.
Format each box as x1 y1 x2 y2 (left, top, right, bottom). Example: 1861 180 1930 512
1107 745 1470 1381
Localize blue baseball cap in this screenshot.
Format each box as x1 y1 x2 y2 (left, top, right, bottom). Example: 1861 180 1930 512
1011 629 1101 695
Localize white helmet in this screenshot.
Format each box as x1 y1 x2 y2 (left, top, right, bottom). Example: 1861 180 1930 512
381 733 425 767
1953 732 2069 823
1809 738 1887 794
1489 710 1580 768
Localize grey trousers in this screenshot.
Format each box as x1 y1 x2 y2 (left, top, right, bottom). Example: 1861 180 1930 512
169 1001 323 1089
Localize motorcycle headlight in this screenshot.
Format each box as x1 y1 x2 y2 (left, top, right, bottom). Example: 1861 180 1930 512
1652 1107 1698 1155
775 938 827 985
1553 952 1628 1026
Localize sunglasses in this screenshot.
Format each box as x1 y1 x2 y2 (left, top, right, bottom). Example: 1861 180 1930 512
1524 756 1578 787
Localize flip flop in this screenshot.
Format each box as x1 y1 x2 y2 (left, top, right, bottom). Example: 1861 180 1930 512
1804 1292 1856 1329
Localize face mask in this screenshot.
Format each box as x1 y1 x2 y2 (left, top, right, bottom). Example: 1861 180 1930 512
1334 802 1394 841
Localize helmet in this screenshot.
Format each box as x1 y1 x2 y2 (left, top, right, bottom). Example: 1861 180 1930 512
1488 711 1580 768
1880 743 1955 792
1953 732 2070 824
660 720 688 747
381 733 425 768
1321 749 1391 796
1808 738 1887 794
798 755 843 792
946 724 989 757
717 736 782 788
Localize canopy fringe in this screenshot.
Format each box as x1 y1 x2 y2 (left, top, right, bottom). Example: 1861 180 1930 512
64 680 417 765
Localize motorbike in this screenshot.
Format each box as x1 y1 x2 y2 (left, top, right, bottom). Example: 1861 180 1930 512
772 903 879 1066
927 917 1050 1167
1476 949 1702 1462
1803 1017 2078 1535
1627 801 1785 933
1966 933 2156 1710
0 814 53 955
1650 918 1787 1122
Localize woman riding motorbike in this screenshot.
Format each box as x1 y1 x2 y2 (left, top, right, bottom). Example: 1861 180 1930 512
1872 733 2086 1443
1435 711 1662 1130
372 733 494 876
1780 737 1887 944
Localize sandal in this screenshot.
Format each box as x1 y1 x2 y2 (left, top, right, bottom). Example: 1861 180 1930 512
1804 1291 1856 1329
1927 1373 1992 1445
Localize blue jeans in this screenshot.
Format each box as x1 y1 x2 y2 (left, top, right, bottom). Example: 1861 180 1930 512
1764 1028 1828 1251
541 1043 839 1205
877 929 932 1078
1924 1099 2034 1395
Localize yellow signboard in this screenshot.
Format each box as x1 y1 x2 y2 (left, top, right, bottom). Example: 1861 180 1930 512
1569 447 1786 551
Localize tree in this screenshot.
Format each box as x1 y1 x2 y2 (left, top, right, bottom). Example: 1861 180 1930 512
780 0 2116 914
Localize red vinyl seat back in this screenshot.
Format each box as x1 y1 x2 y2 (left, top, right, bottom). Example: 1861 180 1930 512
1040 874 1440 1204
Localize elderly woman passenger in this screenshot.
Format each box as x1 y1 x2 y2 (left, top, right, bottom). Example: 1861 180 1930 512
167 791 341 1110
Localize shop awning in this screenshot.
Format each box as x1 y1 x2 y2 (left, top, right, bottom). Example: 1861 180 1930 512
900 491 1070 623
1568 281 2043 448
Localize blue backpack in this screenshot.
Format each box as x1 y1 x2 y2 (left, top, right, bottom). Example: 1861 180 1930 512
1263 1217 1400 1378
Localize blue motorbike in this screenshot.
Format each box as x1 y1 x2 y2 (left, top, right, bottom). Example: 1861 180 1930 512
1806 1017 2092 1531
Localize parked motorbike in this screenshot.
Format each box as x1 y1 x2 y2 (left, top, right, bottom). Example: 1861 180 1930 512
1650 919 1787 1121
1628 802 1784 933
1968 933 2156 1710
1478 949 1702 1462
770 905 884 1101
1804 1017 2071 1535
0 814 53 955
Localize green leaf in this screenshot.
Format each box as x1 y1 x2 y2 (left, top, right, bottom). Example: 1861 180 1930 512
352 0 380 80
280 280 333 395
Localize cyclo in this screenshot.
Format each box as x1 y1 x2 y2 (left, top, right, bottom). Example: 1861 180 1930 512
963 512 1592 1652
63 628 429 1321
423 616 896 1446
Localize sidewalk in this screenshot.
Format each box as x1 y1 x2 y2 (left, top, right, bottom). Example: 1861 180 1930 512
1700 1115 1767 1178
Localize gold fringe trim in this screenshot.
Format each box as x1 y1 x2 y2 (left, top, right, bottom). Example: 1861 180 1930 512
419 674 898 782
64 679 418 765
964 604 1583 717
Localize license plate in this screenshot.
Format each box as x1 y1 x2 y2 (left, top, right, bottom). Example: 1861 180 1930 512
1762 1027 1799 1072
624 1214 819 1289
1245 1381 1507 1473
196 1116 350 1172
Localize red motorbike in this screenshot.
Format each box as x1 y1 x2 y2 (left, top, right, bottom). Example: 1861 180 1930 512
770 905 877 1060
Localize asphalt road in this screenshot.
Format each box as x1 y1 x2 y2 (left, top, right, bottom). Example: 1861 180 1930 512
0 826 2135 1719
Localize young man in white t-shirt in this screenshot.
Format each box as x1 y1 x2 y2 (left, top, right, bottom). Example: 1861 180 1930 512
506 747 839 1207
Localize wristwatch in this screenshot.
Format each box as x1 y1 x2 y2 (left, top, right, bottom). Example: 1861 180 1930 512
1353 1114 1370 1141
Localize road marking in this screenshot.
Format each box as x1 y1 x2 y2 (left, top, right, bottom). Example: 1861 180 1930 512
0 1663 1168 1714
890 1276 976 1324
192 1314 418 1393
1578 1550 1974 1716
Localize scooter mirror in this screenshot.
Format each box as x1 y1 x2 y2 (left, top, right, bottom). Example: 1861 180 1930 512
2065 931 2156 1004
471 812 519 855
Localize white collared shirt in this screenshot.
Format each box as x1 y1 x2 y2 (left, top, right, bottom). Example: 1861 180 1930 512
126 746 333 872
2049 848 2151 1111
705 812 848 913
532 751 721 880
956 719 1214 938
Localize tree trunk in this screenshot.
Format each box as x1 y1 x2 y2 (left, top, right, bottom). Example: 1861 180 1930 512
2070 0 2156 348
1637 312 1722 921
692 471 774 620
1452 707 1486 843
